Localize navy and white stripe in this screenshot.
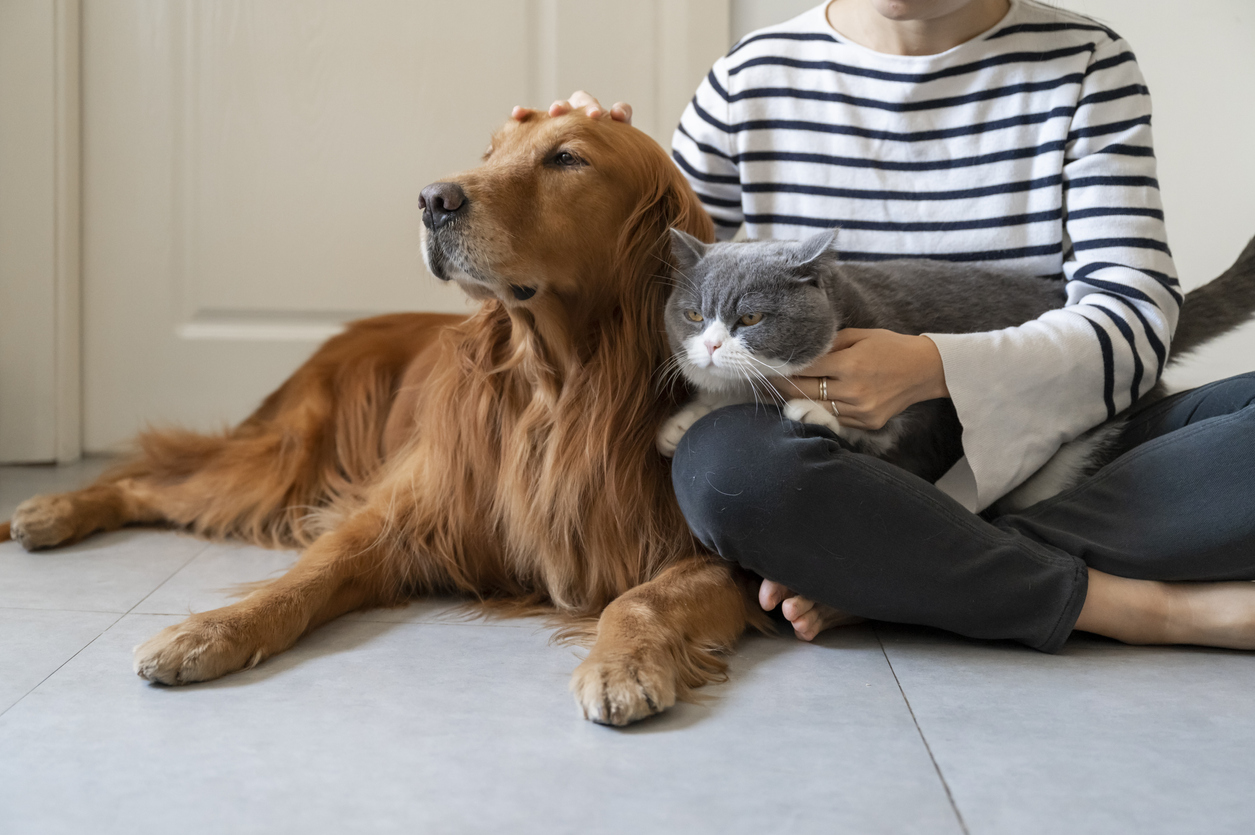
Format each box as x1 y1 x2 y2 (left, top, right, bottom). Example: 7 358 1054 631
672 0 1179 511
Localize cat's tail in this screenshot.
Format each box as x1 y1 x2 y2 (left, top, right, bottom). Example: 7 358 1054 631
1170 234 1255 361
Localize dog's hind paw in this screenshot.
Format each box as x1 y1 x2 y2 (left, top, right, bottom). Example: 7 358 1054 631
570 652 677 726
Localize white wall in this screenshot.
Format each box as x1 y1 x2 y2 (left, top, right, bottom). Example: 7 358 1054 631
730 0 1255 390
732 0 817 39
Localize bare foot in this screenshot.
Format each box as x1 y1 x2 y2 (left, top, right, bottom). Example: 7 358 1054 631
1164 581 1255 649
1077 569 1255 649
759 579 864 641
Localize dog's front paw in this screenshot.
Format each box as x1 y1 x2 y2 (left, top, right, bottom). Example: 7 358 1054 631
570 651 677 726
10 494 80 551
134 613 267 685
783 398 841 433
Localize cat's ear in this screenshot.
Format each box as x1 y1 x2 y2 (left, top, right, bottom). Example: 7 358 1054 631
669 227 709 274
794 228 840 267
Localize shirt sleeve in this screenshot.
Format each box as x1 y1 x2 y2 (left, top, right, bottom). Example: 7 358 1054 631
925 36 1181 512
671 56 744 241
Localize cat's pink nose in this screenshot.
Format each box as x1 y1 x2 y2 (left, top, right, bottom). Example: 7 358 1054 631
704 338 723 355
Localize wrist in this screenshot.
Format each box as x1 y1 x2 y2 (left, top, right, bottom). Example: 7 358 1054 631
915 335 950 400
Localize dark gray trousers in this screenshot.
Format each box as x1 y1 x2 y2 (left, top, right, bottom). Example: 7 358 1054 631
671 371 1255 652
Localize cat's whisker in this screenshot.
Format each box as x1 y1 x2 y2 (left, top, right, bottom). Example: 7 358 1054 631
745 355 792 373
654 355 690 394
744 356 809 404
744 365 787 409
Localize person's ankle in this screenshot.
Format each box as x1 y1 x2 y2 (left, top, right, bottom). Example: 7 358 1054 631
1157 581 1193 645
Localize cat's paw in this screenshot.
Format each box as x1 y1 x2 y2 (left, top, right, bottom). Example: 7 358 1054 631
784 398 841 434
656 403 712 457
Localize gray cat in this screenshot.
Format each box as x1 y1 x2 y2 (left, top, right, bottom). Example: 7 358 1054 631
658 227 1255 512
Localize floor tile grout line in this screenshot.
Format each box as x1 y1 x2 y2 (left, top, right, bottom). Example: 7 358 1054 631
875 625 971 835
0 542 210 721
0 611 127 721
126 541 215 613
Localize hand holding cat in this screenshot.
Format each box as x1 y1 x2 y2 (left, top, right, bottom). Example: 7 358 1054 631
785 329 950 430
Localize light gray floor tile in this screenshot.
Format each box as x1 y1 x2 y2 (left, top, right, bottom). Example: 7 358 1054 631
0 530 207 612
0 458 116 520
131 541 301 615
879 624 1255 835
133 540 531 626
0 615 960 835
0 608 120 713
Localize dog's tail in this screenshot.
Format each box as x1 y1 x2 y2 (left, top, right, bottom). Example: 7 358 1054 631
1171 235 1255 361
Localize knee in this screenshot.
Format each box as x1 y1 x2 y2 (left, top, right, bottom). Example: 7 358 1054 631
1193 370 1255 413
670 405 825 561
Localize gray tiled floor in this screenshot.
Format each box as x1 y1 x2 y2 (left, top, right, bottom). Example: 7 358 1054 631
3 461 1254 834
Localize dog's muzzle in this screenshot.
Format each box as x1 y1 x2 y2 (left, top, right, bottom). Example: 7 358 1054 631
420 182 468 231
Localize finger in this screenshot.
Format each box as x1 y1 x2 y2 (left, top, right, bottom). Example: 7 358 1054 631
548 100 572 117
568 90 602 110
610 102 633 124
511 106 534 122
833 416 878 430
781 594 815 622
568 90 607 118
759 579 791 611
782 375 849 405
832 328 874 350
769 375 811 400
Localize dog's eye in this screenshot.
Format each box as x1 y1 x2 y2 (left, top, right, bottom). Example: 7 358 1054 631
684 310 704 323
552 150 583 167
739 312 763 327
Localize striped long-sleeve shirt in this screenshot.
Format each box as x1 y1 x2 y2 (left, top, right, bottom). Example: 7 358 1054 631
672 0 1179 512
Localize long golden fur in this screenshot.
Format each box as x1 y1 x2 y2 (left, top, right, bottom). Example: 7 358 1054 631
3 110 761 725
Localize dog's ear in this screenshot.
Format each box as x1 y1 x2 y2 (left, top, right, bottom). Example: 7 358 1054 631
669 227 709 274
794 228 840 267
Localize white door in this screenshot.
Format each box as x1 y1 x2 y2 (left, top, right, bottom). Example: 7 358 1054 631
80 0 729 452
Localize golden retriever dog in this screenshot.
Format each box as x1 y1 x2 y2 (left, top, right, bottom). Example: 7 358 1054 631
1 109 761 726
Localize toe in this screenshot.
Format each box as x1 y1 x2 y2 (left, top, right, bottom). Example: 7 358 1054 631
792 610 822 641
781 594 815 622
759 579 791 611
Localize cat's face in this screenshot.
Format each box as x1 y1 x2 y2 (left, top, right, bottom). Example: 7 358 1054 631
665 229 840 394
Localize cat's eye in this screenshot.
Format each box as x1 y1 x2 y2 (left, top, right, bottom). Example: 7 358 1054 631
739 312 763 326
684 309 704 323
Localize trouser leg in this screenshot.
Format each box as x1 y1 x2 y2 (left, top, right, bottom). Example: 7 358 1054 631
671 405 1088 653
996 371 1255 581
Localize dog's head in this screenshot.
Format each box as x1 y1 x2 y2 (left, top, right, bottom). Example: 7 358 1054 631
420 110 713 323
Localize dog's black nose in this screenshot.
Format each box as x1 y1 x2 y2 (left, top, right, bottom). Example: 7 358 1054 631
420 182 468 230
